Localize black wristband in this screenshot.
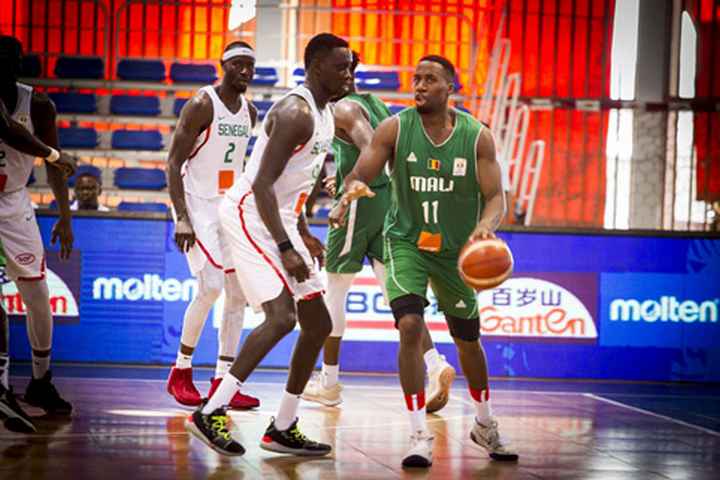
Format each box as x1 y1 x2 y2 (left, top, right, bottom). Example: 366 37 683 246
277 240 294 252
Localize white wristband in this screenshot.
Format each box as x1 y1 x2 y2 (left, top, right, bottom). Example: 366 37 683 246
45 147 60 163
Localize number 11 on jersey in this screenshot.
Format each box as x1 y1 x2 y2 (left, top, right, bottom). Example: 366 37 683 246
422 200 439 224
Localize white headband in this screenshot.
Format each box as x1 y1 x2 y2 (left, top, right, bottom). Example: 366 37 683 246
222 46 255 62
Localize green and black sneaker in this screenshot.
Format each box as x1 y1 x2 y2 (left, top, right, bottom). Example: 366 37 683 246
260 417 331 456
185 403 245 456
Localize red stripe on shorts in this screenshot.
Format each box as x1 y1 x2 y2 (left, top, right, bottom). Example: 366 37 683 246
237 191 293 295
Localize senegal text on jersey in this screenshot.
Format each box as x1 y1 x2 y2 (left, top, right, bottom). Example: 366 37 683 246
218 123 250 138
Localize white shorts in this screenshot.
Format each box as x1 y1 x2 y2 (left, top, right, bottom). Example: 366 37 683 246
173 194 234 276
219 192 324 310
0 189 46 281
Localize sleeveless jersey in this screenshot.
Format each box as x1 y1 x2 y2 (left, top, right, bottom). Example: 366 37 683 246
385 107 485 255
333 92 391 197
181 86 252 199
0 83 35 194
226 85 334 223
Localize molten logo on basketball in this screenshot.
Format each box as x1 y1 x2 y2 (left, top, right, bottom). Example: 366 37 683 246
478 277 598 340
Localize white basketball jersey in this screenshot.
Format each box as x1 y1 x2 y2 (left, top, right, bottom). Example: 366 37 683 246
0 83 35 194
181 86 252 199
227 85 334 222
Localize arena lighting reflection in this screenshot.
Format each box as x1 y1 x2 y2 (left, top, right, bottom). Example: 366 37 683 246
106 409 188 418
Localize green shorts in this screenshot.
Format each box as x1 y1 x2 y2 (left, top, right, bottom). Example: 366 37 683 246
325 184 390 274
384 237 478 320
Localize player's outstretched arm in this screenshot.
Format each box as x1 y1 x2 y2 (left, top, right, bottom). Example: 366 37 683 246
252 96 314 282
32 92 74 259
328 116 398 228
471 128 506 241
166 93 213 252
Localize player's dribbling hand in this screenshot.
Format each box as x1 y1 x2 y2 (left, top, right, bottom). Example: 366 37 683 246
174 217 196 252
323 176 337 197
469 223 496 241
301 233 325 269
51 216 74 260
281 249 310 283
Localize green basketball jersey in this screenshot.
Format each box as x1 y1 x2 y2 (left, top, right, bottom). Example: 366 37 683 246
333 92 392 197
385 107 484 255
0 241 5 268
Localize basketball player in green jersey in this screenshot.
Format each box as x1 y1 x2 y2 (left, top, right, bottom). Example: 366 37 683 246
302 52 456 413
330 55 518 468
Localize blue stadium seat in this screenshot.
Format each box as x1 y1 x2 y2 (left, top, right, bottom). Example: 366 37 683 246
292 68 305 85
170 62 217 84
68 164 103 187
173 97 189 117
58 127 98 149
54 56 104 79
388 104 406 115
355 71 401 91
110 95 161 116
454 76 463 92
112 130 163 150
117 201 169 213
252 67 279 86
246 136 257 156
48 92 97 114
253 100 272 120
114 168 167 190
117 59 166 82
21 54 41 78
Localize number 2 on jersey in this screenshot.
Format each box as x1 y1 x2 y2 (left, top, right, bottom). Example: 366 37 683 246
422 200 439 224
224 142 236 163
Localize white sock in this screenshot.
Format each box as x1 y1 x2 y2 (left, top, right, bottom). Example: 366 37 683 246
0 354 8 389
321 363 339 388
202 373 243 414
405 392 428 433
215 359 232 379
175 352 192 369
423 348 444 373
31 353 50 379
275 391 301 431
470 387 492 424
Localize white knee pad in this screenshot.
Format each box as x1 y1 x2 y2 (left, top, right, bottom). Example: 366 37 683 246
326 273 356 338
218 273 246 358
15 279 53 351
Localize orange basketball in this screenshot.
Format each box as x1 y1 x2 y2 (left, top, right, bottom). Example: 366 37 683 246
458 238 514 290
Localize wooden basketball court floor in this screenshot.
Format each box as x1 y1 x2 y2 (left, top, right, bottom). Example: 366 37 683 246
1 365 718 480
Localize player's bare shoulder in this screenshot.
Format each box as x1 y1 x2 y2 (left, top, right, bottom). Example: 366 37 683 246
178 90 213 127
29 90 57 120
266 94 314 138
333 98 366 123
373 115 400 146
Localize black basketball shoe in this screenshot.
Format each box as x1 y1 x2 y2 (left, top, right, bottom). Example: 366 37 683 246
0 383 36 433
185 404 245 456
24 371 72 415
260 417 331 456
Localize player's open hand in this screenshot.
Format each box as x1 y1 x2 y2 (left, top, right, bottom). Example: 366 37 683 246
301 232 325 268
51 216 74 260
281 249 310 283
344 180 374 202
174 217 196 252
323 176 337 197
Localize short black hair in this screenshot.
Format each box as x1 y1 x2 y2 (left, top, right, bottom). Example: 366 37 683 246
224 41 253 52
0 35 23 62
418 54 455 83
351 50 361 73
76 172 102 186
304 33 349 69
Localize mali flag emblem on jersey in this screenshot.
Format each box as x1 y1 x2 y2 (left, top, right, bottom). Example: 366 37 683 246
428 158 441 171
